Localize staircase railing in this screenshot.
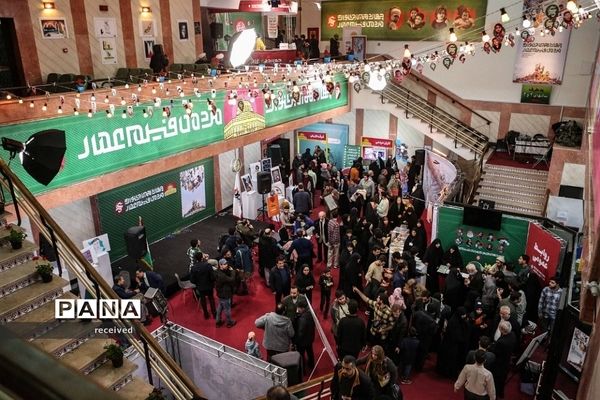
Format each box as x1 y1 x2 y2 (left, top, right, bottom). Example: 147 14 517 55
0 158 205 400
380 80 489 158
253 373 334 400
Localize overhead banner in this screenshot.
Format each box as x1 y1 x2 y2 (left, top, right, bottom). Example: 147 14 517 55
321 0 488 41
423 150 457 204
97 158 215 260
513 29 571 85
297 123 349 168
525 222 565 283
0 76 348 196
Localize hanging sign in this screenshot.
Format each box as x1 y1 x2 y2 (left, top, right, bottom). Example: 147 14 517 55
525 222 564 283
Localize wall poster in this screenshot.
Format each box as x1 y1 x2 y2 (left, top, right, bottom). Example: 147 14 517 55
513 29 571 85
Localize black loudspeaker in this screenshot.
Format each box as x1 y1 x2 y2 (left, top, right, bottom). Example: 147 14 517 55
210 22 223 39
270 351 303 386
124 226 147 259
267 144 282 167
478 199 496 210
273 138 290 172
415 149 425 166
257 172 272 194
144 287 168 316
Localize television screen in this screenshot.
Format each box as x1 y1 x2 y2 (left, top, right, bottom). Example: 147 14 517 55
462 205 503 231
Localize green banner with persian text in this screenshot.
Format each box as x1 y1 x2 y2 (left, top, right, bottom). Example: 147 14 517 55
96 158 214 260
0 76 347 196
321 0 487 41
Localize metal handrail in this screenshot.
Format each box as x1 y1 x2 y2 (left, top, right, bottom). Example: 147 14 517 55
381 85 487 156
388 80 489 144
0 158 205 400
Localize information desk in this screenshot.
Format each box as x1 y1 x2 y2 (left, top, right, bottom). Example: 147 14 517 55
249 49 297 65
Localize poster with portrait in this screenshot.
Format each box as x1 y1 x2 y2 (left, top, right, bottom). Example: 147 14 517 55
249 162 262 181
223 89 265 140
351 35 366 61
270 166 282 183
94 17 117 38
144 39 155 60
179 165 206 218
566 327 589 373
241 174 253 192
100 38 117 65
140 19 156 37
261 158 272 173
178 20 189 41
423 149 457 204
40 18 68 39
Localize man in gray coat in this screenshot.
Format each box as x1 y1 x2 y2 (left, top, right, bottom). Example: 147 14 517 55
256 303 295 361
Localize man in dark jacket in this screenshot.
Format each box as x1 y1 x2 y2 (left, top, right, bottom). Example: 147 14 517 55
214 258 236 327
190 251 216 319
336 300 366 359
269 256 292 306
314 211 329 263
290 229 314 272
258 228 280 279
293 183 312 215
331 355 375 400
490 320 517 398
294 299 316 369
135 269 166 295
413 290 441 322
113 275 139 299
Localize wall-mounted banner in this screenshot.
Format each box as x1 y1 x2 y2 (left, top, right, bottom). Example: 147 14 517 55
297 123 349 168
343 144 361 168
361 137 393 148
423 149 457 204
513 29 571 85
520 84 552 104
321 0 488 41
0 77 347 196
361 136 393 160
525 222 565 283
97 158 214 260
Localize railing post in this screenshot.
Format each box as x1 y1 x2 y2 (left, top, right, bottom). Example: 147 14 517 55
39 215 62 278
142 337 154 386
0 171 21 226
430 106 434 133
405 92 409 119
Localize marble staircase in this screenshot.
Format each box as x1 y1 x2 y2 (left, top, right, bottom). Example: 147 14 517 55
0 221 154 399
474 164 549 216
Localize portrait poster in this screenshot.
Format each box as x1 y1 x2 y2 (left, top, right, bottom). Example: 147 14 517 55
179 164 206 218
566 327 589 373
423 149 457 204
270 166 282 183
40 18 68 39
178 20 189 41
249 162 262 181
144 39 155 60
351 36 366 61
194 21 202 35
140 19 156 37
94 17 117 38
223 89 265 140
267 15 278 39
241 174 253 192
261 158 272 173
100 38 117 65
513 29 571 85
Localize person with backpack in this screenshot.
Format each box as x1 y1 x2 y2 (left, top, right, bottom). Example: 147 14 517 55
234 238 253 296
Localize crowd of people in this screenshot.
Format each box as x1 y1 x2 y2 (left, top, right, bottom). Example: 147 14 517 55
174 146 562 400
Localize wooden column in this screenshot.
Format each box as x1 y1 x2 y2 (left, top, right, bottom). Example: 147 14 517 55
213 155 222 211
192 0 203 56
159 0 174 65
119 0 137 67
355 108 364 145
389 114 398 140
70 0 93 75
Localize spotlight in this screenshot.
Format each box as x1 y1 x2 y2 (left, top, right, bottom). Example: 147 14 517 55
2 129 67 186
228 29 257 68
141 6 151 13
42 1 55 10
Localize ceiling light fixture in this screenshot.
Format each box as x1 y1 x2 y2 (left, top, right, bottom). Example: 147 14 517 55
500 8 510 23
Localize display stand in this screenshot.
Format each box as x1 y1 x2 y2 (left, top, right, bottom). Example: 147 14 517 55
241 190 260 220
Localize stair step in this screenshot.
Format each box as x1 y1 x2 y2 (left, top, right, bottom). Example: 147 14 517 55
485 164 549 177
474 196 543 216
0 241 37 272
0 260 40 299
6 292 78 338
479 178 547 193
476 192 544 208
60 336 110 374
477 186 546 200
88 358 137 390
31 320 100 357
0 277 67 323
483 171 547 185
116 377 156 400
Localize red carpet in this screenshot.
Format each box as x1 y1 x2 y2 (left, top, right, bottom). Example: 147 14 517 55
486 151 549 171
145 194 536 399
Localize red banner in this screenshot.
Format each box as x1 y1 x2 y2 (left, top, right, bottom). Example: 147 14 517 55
525 222 563 284
238 0 296 13
298 131 327 142
361 137 393 148
249 50 297 65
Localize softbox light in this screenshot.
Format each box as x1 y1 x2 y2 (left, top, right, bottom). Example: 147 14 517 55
228 28 257 68
21 129 66 186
